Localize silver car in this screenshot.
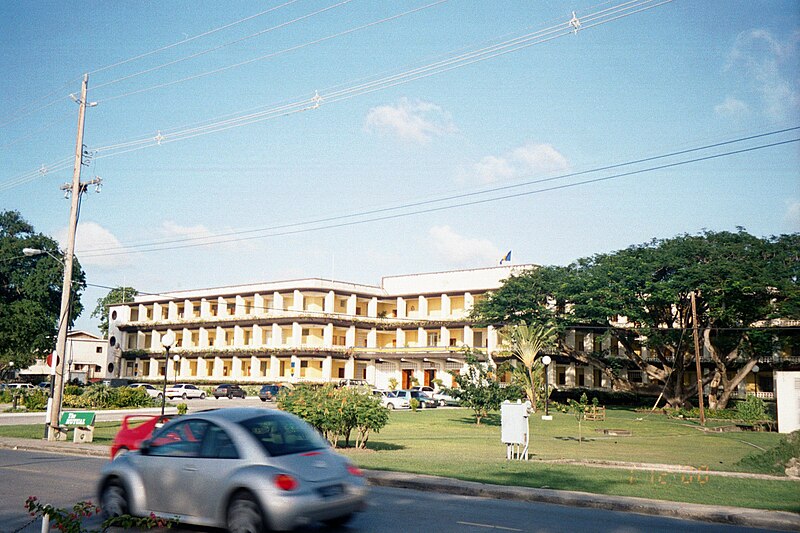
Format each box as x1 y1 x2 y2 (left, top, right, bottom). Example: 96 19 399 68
97 407 367 532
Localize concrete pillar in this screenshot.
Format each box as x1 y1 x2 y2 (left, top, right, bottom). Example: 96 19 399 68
184 300 193 319
367 297 378 318
293 290 304 312
213 356 223 378
272 324 282 347
148 356 159 379
418 295 428 317
323 356 333 382
252 325 262 347
464 325 473 348
235 296 245 316
292 323 302 347
215 326 225 348
487 325 498 353
567 363 576 387
396 328 405 347
290 355 300 382
324 324 334 346
344 356 355 380
254 293 264 315
366 361 376 385
273 292 284 312
418 327 427 347
325 291 335 313
199 327 209 348
347 294 357 316
168 301 178 320
232 356 242 379
270 355 280 379
346 326 356 347
440 326 449 347
200 299 211 318
234 326 244 347
397 297 406 318
442 294 451 317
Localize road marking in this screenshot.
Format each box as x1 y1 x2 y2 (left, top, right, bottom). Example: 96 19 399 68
457 521 523 531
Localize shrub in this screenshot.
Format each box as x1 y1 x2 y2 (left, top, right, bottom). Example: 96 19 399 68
735 395 771 422
736 431 800 475
278 384 387 448
177 403 188 415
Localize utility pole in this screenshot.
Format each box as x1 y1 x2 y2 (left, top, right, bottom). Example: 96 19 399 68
690 291 706 427
47 73 98 440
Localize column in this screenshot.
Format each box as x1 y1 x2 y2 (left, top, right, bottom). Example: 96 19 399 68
324 324 334 346
396 297 406 318
234 326 244 347
367 297 378 317
200 299 211 318
184 299 194 319
325 291 335 313
292 323 302 347
273 292 284 312
323 356 333 382
272 324 282 347
442 294 451 317
567 363 576 387
270 355 280 379
197 356 207 378
293 290 304 312
347 294 357 316
232 355 242 379
344 356 355 379
367 328 377 348
464 325 474 348
346 326 356 347
396 328 405 347
418 295 428 318
235 295 245 316
168 301 178 320
254 293 265 315
439 326 449 347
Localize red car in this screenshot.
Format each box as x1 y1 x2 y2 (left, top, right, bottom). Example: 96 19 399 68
110 414 172 460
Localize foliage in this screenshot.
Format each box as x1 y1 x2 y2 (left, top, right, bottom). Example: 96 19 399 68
447 350 517 425
735 395 769 422
388 378 398 391
500 321 557 410
0 210 86 373
473 231 800 409
24 496 177 532
568 392 589 443
277 384 388 448
176 403 188 415
91 286 138 338
23 390 48 411
409 398 419 411
736 431 800 475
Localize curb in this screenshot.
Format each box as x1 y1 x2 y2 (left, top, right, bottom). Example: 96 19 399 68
1 437 798 531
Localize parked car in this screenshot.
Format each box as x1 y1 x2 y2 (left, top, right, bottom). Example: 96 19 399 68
379 390 410 410
411 386 458 406
258 384 283 402
165 383 206 400
213 383 246 399
129 383 162 399
97 407 368 531
395 389 438 409
110 414 173 460
7 383 35 390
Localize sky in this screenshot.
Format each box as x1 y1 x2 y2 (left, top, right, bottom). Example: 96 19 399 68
1 0 798 335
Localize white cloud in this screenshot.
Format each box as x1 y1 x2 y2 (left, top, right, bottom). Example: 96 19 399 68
714 96 749 117
364 97 457 143
428 225 501 266
470 142 569 183
57 222 131 269
786 199 800 229
158 220 253 252
726 29 800 120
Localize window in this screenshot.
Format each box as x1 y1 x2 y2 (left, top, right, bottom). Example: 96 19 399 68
427 332 439 346
574 333 585 352
242 414 328 457
96 346 103 353
628 369 643 383
149 420 208 457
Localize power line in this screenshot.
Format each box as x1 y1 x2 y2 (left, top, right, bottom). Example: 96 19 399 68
73 133 800 258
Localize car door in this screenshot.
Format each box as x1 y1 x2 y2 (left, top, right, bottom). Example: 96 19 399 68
135 420 209 516
185 422 244 520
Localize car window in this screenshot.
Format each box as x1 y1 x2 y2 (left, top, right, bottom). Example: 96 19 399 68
199 423 239 459
241 415 328 457
148 420 208 457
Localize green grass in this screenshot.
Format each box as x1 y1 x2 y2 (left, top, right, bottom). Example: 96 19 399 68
2 407 798 512
337 408 800 512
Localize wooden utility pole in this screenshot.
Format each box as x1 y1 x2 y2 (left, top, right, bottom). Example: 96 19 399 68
47 74 90 440
690 291 706 426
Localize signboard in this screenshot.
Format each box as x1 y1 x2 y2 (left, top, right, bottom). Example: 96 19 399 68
59 411 96 427
46 352 59 368
501 400 531 461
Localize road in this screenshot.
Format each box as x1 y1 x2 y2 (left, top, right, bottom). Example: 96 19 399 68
0 449 774 533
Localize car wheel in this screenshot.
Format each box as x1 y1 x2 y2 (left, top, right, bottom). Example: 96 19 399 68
323 513 354 527
200 392 206 399
100 479 130 519
386 403 395 410
226 491 265 533
260 397 267 402
157 393 163 400
228 392 233 399
241 393 246 399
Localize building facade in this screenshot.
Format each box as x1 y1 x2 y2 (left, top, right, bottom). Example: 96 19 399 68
108 266 528 389
20 330 113 384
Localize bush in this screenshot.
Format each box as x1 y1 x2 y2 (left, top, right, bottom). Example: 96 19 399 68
736 431 800 475
735 395 771 422
278 384 387 448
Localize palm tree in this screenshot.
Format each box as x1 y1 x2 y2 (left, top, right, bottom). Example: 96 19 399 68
501 322 557 410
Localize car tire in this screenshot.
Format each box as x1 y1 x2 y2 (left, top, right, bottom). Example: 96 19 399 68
241 394 246 399
157 393 163 400
439 400 446 407
386 403 395 410
226 491 266 533
228 392 233 399
181 393 187 400
260 397 267 402
100 479 130 519
200 392 206 399
323 513 354 527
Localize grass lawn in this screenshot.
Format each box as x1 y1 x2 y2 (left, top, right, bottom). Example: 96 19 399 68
337 407 800 512
2 407 798 512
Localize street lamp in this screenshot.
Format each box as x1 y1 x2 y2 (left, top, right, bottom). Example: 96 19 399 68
541 355 552 420
160 331 175 416
173 354 180 384
752 364 760 395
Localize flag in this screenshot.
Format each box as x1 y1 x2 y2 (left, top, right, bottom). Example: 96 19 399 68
499 250 511 265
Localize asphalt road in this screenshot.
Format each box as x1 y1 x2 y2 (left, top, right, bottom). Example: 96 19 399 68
0 449 777 533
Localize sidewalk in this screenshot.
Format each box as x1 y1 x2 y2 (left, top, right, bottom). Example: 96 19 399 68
1 436 798 531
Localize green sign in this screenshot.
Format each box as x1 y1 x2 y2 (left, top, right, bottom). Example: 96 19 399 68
59 411 96 426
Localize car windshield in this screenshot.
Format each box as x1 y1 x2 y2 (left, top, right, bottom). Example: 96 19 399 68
240 414 328 457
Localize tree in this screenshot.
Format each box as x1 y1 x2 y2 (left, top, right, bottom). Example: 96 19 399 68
500 321 557 410
0 211 85 373
448 350 517 425
474 230 799 409
92 286 138 337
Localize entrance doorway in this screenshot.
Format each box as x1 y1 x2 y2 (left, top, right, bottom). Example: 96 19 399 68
424 369 435 387
402 369 414 389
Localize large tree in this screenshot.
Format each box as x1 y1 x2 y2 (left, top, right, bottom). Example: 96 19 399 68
92 286 138 338
474 231 799 408
0 211 86 373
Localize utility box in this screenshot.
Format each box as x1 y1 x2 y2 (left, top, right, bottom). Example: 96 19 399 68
73 426 94 443
501 400 531 460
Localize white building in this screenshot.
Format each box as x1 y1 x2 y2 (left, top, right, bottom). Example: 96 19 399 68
107 266 532 388
20 330 112 383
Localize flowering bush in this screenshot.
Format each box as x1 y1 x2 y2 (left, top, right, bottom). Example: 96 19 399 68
24 496 177 532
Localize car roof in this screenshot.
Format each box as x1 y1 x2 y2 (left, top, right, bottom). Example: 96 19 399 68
183 407 289 424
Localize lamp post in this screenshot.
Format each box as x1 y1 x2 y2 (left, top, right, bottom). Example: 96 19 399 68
173 354 180 384
160 331 175 416
5 361 13 382
541 355 552 420
752 364 760 396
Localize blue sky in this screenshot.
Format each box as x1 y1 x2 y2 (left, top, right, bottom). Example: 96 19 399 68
1 0 798 334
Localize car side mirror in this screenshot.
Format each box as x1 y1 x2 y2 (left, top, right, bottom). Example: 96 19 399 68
140 440 152 455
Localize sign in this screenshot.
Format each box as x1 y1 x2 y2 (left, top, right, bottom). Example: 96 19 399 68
46 352 59 368
59 411 96 427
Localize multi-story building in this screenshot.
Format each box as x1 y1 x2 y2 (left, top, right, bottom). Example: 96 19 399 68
107 266 529 388
20 330 112 384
